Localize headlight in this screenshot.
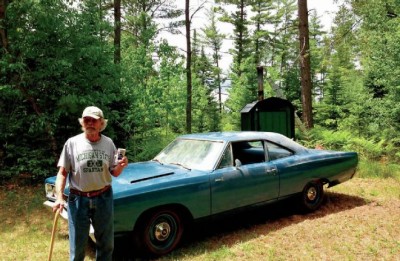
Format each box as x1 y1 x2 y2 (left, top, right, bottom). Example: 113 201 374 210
45 183 56 199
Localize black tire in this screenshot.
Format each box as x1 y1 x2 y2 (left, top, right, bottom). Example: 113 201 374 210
138 208 184 256
300 181 324 212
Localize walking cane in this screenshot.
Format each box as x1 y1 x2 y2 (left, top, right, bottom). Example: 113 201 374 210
48 208 61 261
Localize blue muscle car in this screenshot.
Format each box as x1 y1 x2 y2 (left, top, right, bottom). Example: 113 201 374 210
44 131 358 256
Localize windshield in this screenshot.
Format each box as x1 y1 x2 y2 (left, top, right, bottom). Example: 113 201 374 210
154 138 225 171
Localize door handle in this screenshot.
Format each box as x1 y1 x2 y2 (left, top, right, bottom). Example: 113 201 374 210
215 177 224 182
267 168 277 175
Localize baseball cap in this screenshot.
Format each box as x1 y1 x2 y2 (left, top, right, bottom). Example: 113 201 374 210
82 106 104 119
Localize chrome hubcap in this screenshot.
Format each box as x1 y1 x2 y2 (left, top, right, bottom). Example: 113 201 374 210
307 187 317 201
154 222 171 241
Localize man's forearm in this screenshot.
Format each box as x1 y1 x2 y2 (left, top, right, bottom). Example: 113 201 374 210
55 168 67 201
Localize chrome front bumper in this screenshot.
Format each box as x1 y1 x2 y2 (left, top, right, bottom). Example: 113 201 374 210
43 200 68 219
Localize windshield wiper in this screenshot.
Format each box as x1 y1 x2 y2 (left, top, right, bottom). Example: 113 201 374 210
169 162 191 170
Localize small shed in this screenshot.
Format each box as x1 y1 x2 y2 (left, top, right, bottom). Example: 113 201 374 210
241 97 295 139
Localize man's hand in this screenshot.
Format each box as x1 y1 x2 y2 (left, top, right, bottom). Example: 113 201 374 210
52 199 65 213
112 156 128 177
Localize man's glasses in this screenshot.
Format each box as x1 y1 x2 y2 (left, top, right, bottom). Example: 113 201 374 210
83 117 99 124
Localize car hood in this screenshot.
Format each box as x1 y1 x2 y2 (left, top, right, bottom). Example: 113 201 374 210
44 162 189 192
113 161 188 186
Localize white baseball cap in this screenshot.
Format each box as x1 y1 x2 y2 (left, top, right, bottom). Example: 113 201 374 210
82 106 104 119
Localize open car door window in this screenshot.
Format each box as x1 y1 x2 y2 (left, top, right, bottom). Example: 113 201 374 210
265 141 293 161
231 140 266 165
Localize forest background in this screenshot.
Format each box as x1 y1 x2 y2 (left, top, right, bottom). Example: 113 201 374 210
1 0 400 181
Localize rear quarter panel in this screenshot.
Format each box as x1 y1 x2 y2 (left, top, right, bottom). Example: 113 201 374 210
277 150 358 197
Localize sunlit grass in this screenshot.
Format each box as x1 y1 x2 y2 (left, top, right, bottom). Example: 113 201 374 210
1 166 400 261
358 159 400 180
158 175 400 261
0 185 94 261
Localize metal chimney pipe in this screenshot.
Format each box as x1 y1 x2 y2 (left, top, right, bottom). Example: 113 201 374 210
257 66 264 101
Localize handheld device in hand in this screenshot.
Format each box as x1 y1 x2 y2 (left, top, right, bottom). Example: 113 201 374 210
117 148 126 160
114 148 126 166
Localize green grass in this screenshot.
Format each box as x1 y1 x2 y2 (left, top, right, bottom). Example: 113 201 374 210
1 165 399 260
0 185 92 260
358 159 400 179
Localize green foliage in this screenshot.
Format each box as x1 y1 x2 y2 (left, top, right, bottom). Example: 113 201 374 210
218 0 253 77
301 127 353 150
2 0 400 183
192 27 222 132
347 138 386 162
225 57 257 129
128 128 178 162
301 127 400 167
0 0 120 179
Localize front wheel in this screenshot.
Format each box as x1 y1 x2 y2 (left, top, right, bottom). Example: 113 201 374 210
300 181 324 212
137 208 184 256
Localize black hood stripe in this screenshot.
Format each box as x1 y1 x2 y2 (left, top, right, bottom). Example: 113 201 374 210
130 172 174 183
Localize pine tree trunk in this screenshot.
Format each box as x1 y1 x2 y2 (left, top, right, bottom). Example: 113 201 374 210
0 0 8 50
185 0 192 133
298 0 313 129
114 0 121 64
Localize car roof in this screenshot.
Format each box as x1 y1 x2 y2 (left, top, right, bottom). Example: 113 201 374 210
179 131 308 153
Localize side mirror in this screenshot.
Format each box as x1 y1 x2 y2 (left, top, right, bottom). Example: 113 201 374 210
234 159 242 168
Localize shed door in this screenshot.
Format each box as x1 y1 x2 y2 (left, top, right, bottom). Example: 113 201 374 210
259 111 288 136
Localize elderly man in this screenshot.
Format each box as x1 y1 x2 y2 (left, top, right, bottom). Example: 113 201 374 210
53 106 128 261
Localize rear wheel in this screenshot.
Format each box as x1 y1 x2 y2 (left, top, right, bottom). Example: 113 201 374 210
300 181 324 212
137 208 184 256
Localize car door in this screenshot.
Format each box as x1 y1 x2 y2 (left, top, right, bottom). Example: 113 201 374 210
210 140 279 214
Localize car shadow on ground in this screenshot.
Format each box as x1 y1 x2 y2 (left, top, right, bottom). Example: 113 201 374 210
107 191 367 260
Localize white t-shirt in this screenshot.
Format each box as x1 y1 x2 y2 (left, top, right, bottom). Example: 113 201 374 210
57 133 117 192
